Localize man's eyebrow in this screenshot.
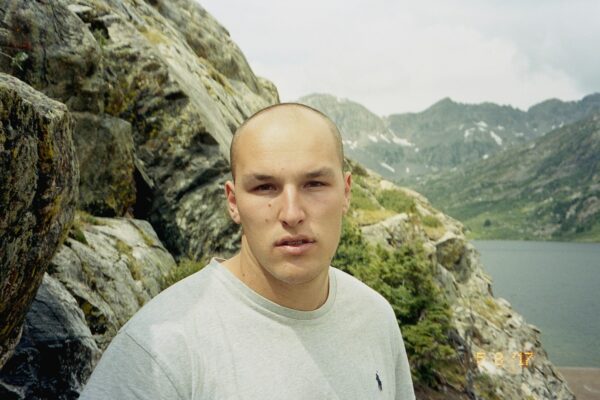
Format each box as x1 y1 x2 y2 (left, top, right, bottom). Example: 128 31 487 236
304 167 335 179
242 167 335 183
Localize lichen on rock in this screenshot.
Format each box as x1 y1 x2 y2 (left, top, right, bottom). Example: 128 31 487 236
0 73 79 368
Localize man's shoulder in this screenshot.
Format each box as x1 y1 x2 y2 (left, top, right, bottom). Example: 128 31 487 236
118 262 221 348
331 266 396 320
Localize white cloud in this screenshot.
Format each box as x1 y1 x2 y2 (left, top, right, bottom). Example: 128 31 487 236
198 0 599 115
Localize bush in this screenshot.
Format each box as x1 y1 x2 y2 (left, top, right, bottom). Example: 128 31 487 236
333 218 455 384
422 215 442 228
376 189 416 214
350 184 380 211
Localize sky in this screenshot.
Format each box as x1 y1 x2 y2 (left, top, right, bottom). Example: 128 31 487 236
198 0 600 116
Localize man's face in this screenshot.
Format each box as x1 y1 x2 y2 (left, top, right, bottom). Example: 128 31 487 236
225 108 351 287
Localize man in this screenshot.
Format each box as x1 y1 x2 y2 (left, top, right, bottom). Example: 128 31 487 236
80 103 416 399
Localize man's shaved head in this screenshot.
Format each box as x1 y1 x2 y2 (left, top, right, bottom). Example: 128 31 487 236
229 103 344 182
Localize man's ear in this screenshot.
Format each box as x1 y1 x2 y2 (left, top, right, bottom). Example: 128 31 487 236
225 180 241 224
342 172 352 214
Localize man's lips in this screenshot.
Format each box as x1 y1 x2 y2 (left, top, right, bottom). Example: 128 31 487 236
275 240 315 255
275 235 316 247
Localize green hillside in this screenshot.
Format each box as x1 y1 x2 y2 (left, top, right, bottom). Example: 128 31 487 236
416 114 600 241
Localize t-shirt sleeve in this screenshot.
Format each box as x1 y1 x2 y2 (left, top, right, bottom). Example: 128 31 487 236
79 331 184 400
394 326 416 400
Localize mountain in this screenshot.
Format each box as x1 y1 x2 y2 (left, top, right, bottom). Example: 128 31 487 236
300 93 600 184
416 113 600 241
298 93 406 177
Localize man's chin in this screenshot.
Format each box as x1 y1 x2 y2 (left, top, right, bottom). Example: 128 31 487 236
270 261 328 286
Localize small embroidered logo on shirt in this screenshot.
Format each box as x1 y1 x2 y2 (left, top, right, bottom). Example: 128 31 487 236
376 372 382 391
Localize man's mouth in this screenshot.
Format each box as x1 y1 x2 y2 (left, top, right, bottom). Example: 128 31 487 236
279 240 313 246
275 235 316 247
275 236 316 254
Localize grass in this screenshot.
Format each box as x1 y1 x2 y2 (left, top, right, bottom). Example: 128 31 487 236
376 189 416 214
422 215 442 228
350 183 380 211
350 208 396 226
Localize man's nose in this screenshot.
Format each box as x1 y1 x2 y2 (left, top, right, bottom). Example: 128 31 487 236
278 186 305 227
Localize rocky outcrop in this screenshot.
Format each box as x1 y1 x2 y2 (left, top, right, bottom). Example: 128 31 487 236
0 274 100 400
359 173 575 399
73 112 136 216
50 213 178 350
149 0 278 104
0 0 278 261
0 213 178 398
0 73 79 367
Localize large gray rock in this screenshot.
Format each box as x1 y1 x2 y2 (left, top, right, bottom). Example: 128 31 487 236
0 214 178 398
72 112 136 217
0 274 100 400
50 213 178 350
149 0 277 103
0 0 106 113
0 73 79 367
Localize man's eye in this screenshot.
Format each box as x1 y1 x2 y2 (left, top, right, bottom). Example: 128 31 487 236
307 181 325 187
255 184 275 191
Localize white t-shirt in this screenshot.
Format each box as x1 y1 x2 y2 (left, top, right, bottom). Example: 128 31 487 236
80 257 416 399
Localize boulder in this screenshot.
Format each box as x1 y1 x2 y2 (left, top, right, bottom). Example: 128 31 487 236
72 112 136 217
0 212 178 398
0 0 106 113
50 213 178 350
0 73 78 367
0 274 100 400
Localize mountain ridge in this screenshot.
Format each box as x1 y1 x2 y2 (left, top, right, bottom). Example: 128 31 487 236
300 92 600 182
416 112 600 241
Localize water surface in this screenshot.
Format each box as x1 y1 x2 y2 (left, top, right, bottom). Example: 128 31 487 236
473 240 600 367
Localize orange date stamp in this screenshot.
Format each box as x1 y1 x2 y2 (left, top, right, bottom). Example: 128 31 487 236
475 351 534 371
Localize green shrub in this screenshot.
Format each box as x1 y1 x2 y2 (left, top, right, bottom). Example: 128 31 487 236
333 218 455 384
422 215 442 228
350 184 380 211
376 189 416 214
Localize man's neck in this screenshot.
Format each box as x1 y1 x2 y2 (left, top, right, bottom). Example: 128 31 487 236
221 251 330 311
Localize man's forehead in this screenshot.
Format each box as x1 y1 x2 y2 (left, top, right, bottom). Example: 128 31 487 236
241 166 337 183
241 103 328 129
230 102 344 182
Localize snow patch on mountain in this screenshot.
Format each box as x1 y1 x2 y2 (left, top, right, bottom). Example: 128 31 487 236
343 139 358 150
380 162 395 173
392 137 414 147
490 131 503 146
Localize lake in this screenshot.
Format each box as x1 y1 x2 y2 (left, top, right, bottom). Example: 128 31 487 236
472 240 600 368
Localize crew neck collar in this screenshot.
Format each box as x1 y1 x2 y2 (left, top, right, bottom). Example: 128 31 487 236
209 257 337 321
